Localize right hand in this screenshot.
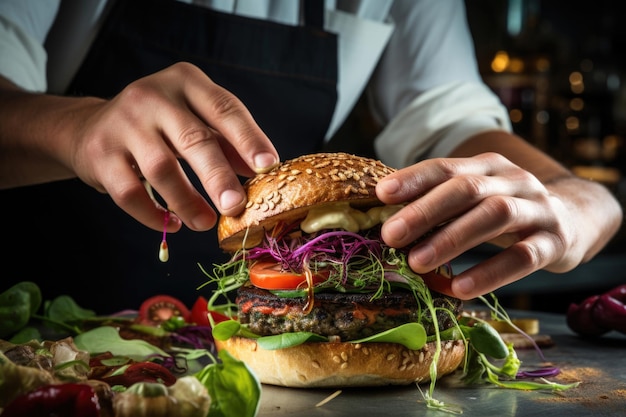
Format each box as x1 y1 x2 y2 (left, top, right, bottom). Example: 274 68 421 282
66 62 279 232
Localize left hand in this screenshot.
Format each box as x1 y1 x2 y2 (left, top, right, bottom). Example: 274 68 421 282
375 152 620 299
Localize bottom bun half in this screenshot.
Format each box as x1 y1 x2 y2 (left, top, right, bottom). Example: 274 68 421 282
215 336 465 388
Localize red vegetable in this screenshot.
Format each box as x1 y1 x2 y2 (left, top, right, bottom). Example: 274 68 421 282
191 296 229 327
138 295 191 325
99 362 177 387
249 261 329 290
1 383 100 417
592 293 626 334
567 284 626 337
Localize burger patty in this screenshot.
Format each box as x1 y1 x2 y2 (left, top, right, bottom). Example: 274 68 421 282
236 284 463 341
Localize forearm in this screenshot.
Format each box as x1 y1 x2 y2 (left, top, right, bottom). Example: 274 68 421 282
0 76 104 188
451 130 623 264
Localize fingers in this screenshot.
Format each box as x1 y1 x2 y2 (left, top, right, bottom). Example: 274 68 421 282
379 154 545 249
98 155 184 232
375 153 580 299
146 63 279 218
405 195 545 272
425 231 564 300
377 153 534 204
143 102 247 221
79 63 280 232
176 62 279 173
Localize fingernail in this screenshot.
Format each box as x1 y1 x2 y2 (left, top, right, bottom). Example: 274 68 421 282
190 212 215 230
253 152 279 174
378 177 400 195
220 189 245 212
455 276 475 296
412 243 435 265
167 212 182 227
384 218 408 242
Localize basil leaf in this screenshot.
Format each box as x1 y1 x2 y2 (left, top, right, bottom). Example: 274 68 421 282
212 320 241 341
8 326 42 344
468 322 508 359
74 326 167 360
257 332 327 350
351 322 426 350
427 325 465 343
197 350 261 417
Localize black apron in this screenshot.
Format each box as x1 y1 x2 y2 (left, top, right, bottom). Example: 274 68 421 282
2 0 338 313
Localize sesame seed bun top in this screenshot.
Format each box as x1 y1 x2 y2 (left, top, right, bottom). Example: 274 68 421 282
217 152 396 252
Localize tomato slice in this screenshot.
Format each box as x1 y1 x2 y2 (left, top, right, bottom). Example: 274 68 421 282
190 296 230 327
138 295 191 325
419 269 454 297
249 261 328 290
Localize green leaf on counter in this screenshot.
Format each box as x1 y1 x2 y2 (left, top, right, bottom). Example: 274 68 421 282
74 326 167 360
196 350 261 417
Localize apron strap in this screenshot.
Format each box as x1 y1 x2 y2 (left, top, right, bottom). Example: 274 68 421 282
303 0 324 28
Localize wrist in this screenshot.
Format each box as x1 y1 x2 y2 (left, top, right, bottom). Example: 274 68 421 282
0 88 104 188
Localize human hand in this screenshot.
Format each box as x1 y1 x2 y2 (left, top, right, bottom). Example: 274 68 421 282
68 62 279 232
375 152 589 300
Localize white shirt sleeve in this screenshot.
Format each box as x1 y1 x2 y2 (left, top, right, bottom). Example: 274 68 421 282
373 82 512 168
0 0 60 92
369 0 512 168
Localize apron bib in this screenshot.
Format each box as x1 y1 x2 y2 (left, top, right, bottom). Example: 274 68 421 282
68 0 338 157
2 0 338 313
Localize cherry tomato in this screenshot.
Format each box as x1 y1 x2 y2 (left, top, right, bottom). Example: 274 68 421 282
191 296 230 327
137 295 191 325
249 261 328 290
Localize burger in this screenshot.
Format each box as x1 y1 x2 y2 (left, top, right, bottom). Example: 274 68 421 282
208 152 466 388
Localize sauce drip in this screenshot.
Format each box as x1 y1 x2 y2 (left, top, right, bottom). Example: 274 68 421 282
159 211 170 262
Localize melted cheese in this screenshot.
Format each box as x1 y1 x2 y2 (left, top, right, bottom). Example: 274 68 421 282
300 202 404 233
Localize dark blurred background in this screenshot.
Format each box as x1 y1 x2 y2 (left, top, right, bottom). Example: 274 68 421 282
461 0 626 312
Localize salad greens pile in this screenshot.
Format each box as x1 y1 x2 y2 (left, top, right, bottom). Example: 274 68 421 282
0 281 261 417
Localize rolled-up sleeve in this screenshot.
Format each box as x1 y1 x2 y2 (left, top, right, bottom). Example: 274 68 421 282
0 0 60 92
374 81 512 168
369 0 511 168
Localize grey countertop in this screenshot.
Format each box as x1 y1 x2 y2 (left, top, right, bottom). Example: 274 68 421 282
256 310 626 417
